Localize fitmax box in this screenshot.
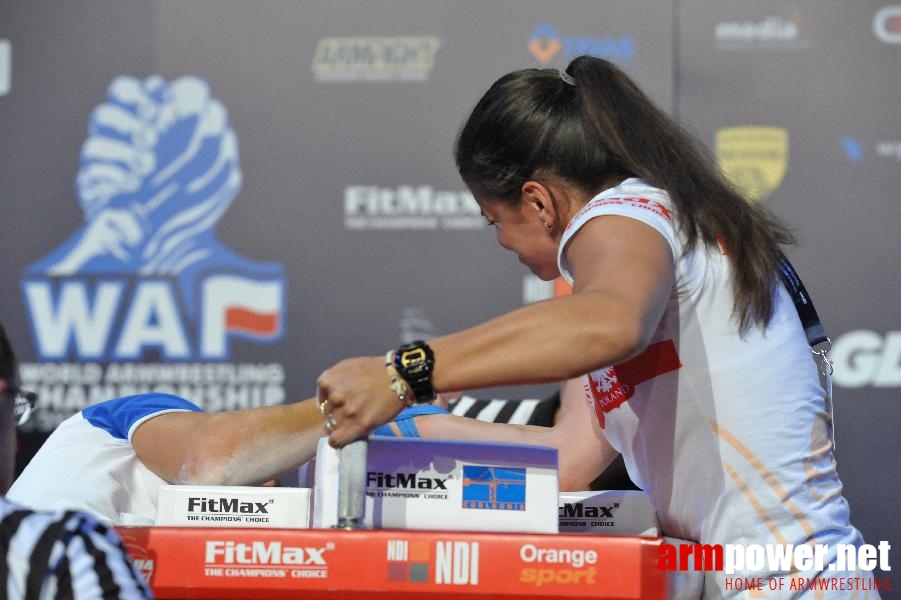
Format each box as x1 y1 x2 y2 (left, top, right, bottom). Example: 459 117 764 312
558 490 658 536
312 436 558 533
156 485 312 528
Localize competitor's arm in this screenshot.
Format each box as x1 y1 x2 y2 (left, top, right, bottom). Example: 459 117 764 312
413 378 616 491
131 398 326 486
321 215 674 447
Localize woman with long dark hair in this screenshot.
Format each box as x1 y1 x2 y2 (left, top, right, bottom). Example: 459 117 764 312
318 56 875 596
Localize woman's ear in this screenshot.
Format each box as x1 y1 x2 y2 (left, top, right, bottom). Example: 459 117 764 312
521 181 552 220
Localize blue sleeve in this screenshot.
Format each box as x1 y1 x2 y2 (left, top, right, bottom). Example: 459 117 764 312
372 404 449 438
81 393 202 441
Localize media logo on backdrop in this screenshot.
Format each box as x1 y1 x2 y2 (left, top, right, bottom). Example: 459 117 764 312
528 23 634 65
715 126 789 202
714 13 812 50
344 185 485 230
19 75 287 430
873 6 901 44
312 36 441 82
840 137 901 163
0 39 10 96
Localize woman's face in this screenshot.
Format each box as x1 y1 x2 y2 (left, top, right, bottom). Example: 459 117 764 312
478 197 561 281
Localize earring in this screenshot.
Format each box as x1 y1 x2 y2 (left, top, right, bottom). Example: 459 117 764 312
543 220 552 232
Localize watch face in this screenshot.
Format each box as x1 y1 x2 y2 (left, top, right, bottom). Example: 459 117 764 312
395 341 436 402
400 347 428 369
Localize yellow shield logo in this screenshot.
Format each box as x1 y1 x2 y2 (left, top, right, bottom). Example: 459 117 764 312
715 126 789 202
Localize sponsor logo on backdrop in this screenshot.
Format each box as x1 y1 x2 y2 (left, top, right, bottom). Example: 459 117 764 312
714 13 812 49
519 543 598 587
832 330 901 388
841 138 866 162
386 539 430 582
528 23 634 65
0 39 10 96
840 137 901 162
715 126 789 202
873 5 901 44
435 541 479 585
461 466 526 510
344 185 485 230
19 76 287 430
203 540 333 579
312 36 441 82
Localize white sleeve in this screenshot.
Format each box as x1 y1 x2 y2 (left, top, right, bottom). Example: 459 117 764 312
557 186 678 283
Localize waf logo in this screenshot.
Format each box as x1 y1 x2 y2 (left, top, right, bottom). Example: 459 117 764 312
461 466 526 511
527 23 635 65
21 76 285 361
586 340 681 427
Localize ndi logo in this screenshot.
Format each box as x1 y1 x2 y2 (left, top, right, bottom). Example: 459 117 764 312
21 76 285 363
386 539 430 583
461 466 526 511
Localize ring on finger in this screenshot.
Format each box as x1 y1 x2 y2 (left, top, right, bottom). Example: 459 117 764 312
324 413 338 432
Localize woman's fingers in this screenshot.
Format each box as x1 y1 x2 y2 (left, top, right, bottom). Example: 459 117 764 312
317 356 407 448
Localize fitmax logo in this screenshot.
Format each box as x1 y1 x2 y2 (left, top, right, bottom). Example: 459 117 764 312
368 472 449 490
188 497 273 514
558 503 619 519
205 541 331 565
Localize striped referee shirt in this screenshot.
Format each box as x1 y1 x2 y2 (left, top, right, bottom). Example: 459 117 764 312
447 393 560 426
0 497 152 599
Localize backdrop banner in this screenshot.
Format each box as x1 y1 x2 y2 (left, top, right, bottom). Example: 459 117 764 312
0 0 896 581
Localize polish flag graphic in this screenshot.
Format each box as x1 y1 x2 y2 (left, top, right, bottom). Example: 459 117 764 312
201 274 283 358
587 339 681 427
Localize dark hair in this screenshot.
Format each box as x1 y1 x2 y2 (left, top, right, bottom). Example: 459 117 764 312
455 56 795 332
0 325 19 388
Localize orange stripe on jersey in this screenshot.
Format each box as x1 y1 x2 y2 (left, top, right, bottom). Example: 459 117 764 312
711 421 816 540
723 462 789 545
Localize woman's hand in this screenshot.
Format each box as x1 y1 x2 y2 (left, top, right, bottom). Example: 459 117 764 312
316 355 407 447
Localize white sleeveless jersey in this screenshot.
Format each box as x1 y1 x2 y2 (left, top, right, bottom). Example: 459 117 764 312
558 179 876 597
